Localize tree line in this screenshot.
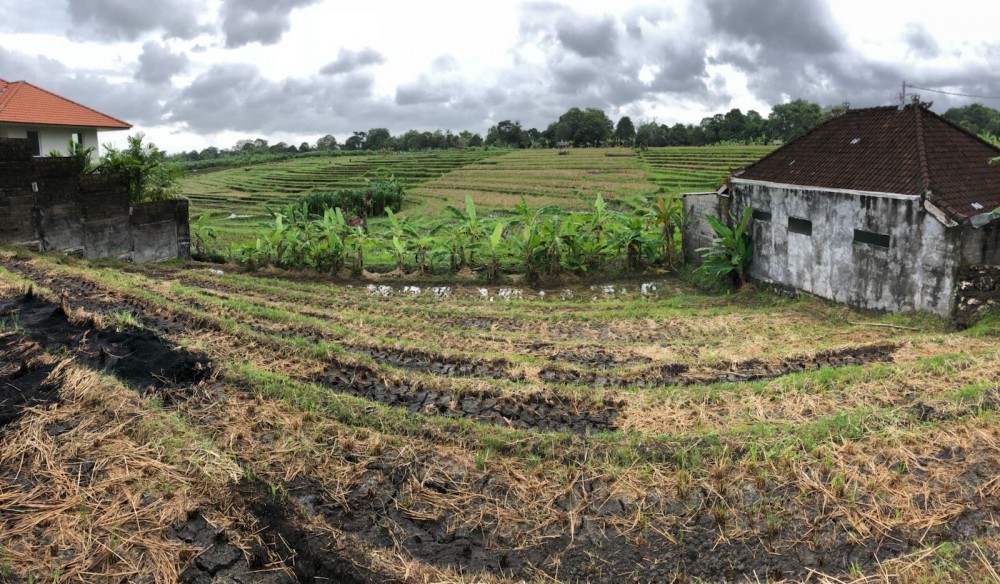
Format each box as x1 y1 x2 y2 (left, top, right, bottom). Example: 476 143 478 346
170 99 1000 164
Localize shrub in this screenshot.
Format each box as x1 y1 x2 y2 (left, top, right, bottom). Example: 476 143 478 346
299 175 404 221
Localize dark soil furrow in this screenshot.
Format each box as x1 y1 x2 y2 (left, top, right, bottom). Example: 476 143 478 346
317 365 621 434
284 454 1000 583
539 342 899 387
0 292 212 397
0 335 59 430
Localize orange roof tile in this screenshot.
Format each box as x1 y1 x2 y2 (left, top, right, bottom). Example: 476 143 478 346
0 80 131 130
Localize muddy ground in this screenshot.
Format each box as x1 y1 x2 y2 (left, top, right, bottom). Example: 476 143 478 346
1 257 998 582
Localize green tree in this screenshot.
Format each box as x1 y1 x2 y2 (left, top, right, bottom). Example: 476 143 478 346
613 116 636 146
767 99 827 142
943 103 1000 136
316 134 338 150
485 120 523 148
99 133 183 203
553 107 613 146
364 128 392 150
344 131 366 150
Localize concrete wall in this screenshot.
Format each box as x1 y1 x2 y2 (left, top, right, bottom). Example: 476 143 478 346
730 180 964 315
959 223 1000 265
0 137 187 263
681 192 729 263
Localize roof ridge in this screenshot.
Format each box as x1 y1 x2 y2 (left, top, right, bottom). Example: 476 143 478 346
14 80 132 129
912 104 932 196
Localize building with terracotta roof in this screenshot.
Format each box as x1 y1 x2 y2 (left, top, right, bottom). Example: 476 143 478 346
723 100 1000 316
0 79 131 159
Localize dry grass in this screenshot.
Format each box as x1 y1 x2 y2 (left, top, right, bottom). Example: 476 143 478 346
1 254 998 582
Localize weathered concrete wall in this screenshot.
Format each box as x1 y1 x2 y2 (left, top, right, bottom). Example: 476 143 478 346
730 180 962 315
0 137 187 263
959 223 1000 265
132 200 181 264
80 173 132 260
954 264 1000 328
682 192 729 263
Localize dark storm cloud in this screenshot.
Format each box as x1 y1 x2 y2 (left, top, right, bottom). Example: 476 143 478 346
67 0 205 41
702 0 901 107
395 81 452 106
704 0 842 55
501 1 715 129
136 42 188 85
219 0 320 48
555 14 619 58
319 48 386 76
167 61 503 138
903 23 941 58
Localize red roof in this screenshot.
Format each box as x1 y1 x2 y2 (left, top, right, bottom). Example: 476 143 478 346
0 80 131 130
735 104 1000 222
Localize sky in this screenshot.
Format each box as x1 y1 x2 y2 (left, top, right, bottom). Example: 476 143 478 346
1 0 998 154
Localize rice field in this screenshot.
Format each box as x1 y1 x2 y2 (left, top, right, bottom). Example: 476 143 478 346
639 145 776 193
182 150 508 246
0 251 997 582
406 148 658 216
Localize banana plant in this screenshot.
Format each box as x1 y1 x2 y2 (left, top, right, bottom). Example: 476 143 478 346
192 213 216 256
645 194 687 270
696 206 754 286
345 224 371 275
318 207 347 273
508 222 546 282
446 195 485 269
384 208 408 272
483 222 505 283
405 223 444 275
609 214 658 273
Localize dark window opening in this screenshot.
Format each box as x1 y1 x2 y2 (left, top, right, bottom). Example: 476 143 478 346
854 229 890 248
788 217 812 236
26 131 40 156
752 209 772 222
71 132 83 146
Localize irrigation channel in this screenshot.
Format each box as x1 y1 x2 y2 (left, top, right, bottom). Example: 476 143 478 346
0 254 998 582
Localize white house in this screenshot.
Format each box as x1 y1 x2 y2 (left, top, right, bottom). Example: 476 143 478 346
0 79 131 160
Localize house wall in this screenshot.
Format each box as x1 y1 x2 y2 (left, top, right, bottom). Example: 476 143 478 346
0 123 101 160
681 192 729 262
0 137 187 263
730 180 961 315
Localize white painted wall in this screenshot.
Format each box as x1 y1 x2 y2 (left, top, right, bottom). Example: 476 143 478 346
0 123 102 161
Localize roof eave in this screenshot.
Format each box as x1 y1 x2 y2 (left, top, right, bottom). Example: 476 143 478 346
731 177 920 201
0 120 132 130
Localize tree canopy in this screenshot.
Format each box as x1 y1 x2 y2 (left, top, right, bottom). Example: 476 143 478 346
943 103 1000 138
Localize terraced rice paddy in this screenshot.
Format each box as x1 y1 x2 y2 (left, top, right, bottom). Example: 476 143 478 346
1 251 997 582
182 150 507 246
639 145 776 193
181 146 776 249
407 148 658 215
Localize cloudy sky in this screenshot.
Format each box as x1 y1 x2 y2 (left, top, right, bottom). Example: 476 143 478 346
1 0 998 153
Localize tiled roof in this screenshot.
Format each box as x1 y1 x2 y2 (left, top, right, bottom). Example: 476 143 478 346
735 104 1000 222
0 80 131 130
